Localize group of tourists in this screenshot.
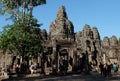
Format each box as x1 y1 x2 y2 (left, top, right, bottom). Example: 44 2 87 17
13 62 39 76
99 62 119 77
0 64 13 78
0 62 39 77
1 59 119 78
12 61 119 77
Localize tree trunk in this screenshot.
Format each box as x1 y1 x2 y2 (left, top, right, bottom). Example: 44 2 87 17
22 1 26 23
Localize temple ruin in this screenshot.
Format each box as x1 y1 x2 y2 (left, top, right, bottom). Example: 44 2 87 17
0 6 120 74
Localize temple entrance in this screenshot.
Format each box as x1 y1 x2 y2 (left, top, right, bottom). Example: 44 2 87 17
59 49 69 74
43 39 75 75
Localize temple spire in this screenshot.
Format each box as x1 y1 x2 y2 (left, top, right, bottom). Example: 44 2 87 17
56 6 68 19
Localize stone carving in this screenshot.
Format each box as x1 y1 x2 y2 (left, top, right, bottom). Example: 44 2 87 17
75 24 101 64
101 35 119 63
41 29 48 40
92 27 100 40
102 35 118 47
110 35 118 46
75 31 82 48
82 24 93 39
102 36 110 46
108 48 117 57
56 6 68 20
49 6 74 40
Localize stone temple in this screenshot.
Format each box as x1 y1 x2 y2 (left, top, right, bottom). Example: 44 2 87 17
0 6 120 74
39 6 120 73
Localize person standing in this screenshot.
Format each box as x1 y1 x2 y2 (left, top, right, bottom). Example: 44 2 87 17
15 64 20 76
113 63 118 75
30 62 34 76
99 62 104 76
103 63 108 77
107 62 112 76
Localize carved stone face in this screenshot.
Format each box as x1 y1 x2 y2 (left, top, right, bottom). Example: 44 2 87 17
49 6 74 40
110 36 118 46
108 49 117 57
92 27 99 39
102 37 110 46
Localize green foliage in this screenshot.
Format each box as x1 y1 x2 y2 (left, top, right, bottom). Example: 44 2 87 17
0 0 46 57
0 0 46 22
0 18 44 57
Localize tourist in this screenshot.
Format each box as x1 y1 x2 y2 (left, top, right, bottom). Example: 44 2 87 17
59 56 63 74
103 63 108 77
6 65 11 78
107 62 112 76
99 62 104 76
30 62 34 76
113 63 118 75
1 66 5 76
15 64 20 76
61 57 68 75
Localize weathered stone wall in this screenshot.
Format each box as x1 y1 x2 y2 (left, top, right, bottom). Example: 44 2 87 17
101 36 119 63
0 50 12 67
48 6 120 65
75 24 101 64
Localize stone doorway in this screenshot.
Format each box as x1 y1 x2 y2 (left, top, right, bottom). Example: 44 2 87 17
58 49 69 74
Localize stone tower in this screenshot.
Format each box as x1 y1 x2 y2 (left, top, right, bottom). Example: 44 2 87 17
49 6 74 40
101 36 119 63
75 24 101 65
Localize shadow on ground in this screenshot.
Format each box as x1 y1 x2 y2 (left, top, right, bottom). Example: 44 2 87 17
2 72 120 81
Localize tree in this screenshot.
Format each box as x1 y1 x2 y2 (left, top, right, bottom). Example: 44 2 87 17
0 19 43 55
0 0 46 60
0 0 46 20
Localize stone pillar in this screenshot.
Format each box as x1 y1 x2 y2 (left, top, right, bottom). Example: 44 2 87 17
57 51 60 72
20 56 22 63
52 47 56 64
52 46 57 74
67 48 73 71
103 54 106 64
72 50 77 71
38 55 41 67
88 51 92 63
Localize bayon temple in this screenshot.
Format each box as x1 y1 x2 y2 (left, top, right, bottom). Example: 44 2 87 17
0 6 120 74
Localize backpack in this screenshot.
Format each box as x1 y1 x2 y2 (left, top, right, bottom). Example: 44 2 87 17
113 64 117 71
31 65 34 70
